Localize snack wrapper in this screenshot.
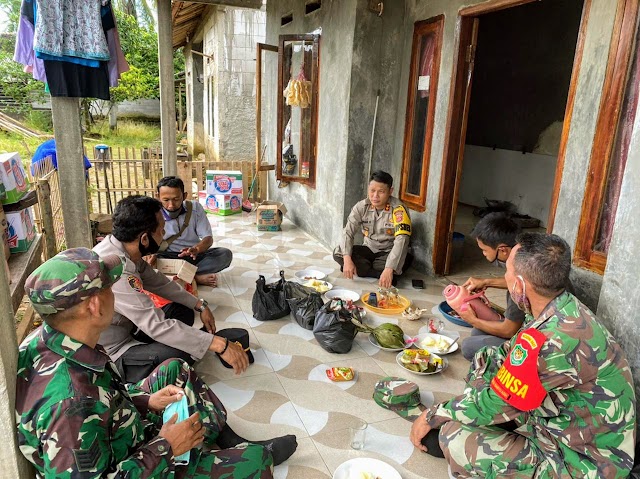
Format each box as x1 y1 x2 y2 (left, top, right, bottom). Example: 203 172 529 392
326 367 355 382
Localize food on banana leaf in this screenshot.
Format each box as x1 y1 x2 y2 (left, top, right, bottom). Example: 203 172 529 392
351 316 406 349
399 349 443 373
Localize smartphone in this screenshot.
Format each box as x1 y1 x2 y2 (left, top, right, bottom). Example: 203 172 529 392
412 279 425 289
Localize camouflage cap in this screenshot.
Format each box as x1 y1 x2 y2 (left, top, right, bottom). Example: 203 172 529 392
25 247 124 316
373 376 426 421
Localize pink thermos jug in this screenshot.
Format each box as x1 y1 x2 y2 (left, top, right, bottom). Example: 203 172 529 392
443 285 502 322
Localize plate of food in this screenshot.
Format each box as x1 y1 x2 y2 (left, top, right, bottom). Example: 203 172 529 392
361 292 411 315
396 349 448 375
295 269 326 282
325 289 360 302
304 279 333 293
415 333 459 355
332 458 402 479
369 333 415 352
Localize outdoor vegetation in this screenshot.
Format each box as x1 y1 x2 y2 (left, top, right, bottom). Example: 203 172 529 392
0 0 183 160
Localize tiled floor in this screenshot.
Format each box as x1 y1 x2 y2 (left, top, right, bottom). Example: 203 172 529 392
193 211 474 479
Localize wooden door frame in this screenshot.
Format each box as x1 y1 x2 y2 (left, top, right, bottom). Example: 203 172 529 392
432 0 592 275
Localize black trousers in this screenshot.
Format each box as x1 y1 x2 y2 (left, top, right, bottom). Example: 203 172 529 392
157 247 232 275
333 245 413 280
115 303 196 384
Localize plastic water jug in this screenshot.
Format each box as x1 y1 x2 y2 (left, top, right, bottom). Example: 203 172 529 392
443 285 502 322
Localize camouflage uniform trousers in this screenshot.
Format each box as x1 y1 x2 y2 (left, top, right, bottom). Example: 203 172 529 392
131 359 274 479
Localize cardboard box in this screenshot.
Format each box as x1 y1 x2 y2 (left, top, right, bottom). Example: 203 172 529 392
256 201 287 231
156 258 198 284
208 194 242 216
0 152 30 205
206 170 243 195
6 207 36 253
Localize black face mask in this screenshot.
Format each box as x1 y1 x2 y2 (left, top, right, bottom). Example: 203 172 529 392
139 233 161 256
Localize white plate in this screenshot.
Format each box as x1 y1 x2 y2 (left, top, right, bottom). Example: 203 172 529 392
395 351 448 375
415 333 459 355
325 289 360 302
333 458 402 479
295 269 326 282
302 279 333 293
369 333 414 352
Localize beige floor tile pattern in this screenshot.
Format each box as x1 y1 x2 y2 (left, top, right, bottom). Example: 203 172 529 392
193 211 474 478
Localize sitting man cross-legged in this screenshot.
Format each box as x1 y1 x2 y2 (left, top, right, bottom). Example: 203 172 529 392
94 195 243 384
16 248 297 478
333 170 412 288
410 233 636 478
155 176 232 287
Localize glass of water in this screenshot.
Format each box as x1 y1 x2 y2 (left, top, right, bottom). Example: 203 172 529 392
350 421 368 450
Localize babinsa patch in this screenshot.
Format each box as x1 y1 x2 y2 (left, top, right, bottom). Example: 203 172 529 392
490 328 547 411
127 275 143 292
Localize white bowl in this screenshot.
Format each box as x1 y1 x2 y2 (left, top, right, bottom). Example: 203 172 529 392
333 458 401 479
324 289 360 302
416 333 459 355
396 351 448 375
294 269 326 282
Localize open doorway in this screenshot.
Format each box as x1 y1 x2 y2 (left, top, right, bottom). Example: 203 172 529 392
433 0 589 288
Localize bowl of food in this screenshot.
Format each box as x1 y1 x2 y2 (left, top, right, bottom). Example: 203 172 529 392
415 333 459 355
325 289 360 302
294 269 326 282
332 458 401 479
396 349 447 375
361 290 411 315
303 279 333 293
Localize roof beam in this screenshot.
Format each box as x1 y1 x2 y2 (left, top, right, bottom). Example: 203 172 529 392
179 0 262 8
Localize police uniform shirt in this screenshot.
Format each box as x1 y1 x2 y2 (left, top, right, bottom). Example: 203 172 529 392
340 196 412 274
93 235 212 361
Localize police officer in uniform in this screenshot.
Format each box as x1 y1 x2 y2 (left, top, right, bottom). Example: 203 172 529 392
333 170 412 288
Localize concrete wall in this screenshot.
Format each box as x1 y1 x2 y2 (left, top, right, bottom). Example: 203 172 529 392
263 0 406 249
264 0 358 248
458 146 556 227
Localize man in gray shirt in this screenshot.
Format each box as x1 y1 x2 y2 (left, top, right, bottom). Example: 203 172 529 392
94 195 249 383
155 176 232 287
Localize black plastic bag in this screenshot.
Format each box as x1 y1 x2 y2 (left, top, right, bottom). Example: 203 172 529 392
252 271 290 321
313 300 357 353
288 289 323 330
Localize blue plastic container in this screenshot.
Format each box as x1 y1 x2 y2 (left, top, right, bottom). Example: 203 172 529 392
438 301 472 328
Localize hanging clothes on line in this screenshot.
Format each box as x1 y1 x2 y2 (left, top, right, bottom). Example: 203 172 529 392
13 0 128 100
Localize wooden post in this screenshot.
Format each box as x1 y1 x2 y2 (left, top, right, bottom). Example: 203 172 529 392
157 0 177 177
38 179 57 259
178 83 184 133
177 161 192 198
0 243 33 478
51 97 92 248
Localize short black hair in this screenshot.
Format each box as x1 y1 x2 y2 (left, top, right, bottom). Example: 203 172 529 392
514 233 571 297
112 195 163 242
157 176 185 193
471 212 521 248
369 170 393 188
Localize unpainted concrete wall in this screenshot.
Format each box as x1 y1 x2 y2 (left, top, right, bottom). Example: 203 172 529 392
265 0 358 248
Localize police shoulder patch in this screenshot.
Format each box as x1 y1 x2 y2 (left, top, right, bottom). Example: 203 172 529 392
127 275 143 292
392 205 411 236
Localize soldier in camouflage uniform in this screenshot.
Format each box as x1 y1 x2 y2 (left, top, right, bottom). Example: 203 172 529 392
410 234 636 478
333 170 412 288
16 248 296 478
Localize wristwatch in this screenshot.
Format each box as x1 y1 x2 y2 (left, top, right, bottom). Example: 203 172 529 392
194 298 209 312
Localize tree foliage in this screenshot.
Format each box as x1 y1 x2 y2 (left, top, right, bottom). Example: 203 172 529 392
0 4 184 110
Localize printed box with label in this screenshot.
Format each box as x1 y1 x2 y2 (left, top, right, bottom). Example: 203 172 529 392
203 194 242 216
0 152 30 205
6 207 36 253
206 170 243 195
156 258 198 284
0 204 10 260
256 201 287 231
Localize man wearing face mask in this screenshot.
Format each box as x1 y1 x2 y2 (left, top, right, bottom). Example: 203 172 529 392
94 195 249 383
458 213 524 360
410 233 636 478
154 176 232 288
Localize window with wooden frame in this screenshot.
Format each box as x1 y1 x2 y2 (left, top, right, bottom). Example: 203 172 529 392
399 16 444 212
574 0 639 274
